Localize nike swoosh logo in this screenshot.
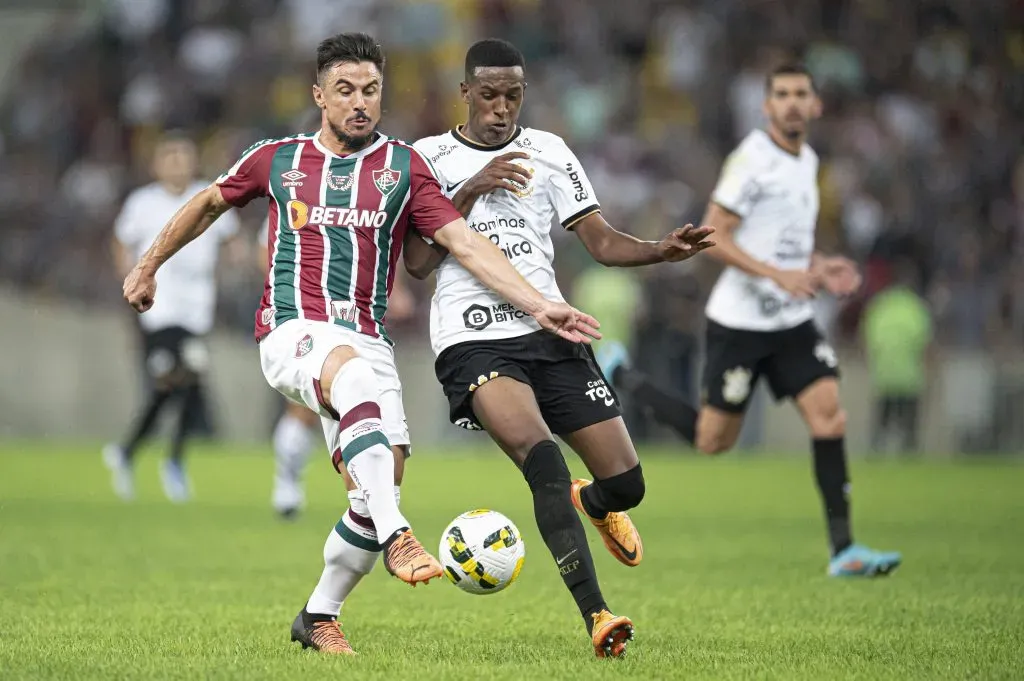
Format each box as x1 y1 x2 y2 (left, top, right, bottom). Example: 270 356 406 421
446 178 469 193
556 549 577 565
609 536 637 561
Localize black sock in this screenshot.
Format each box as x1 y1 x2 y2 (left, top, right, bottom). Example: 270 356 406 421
812 437 853 555
122 388 173 460
522 440 606 631
169 384 201 464
613 368 698 444
580 464 646 519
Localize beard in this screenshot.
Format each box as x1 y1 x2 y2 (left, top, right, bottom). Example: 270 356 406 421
328 118 377 151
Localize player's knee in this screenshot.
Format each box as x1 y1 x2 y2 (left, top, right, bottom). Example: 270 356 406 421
813 407 846 439
320 345 361 400
521 440 571 492
809 401 846 439
594 464 645 512
326 355 379 414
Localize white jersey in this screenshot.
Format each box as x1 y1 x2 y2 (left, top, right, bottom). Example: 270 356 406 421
115 181 239 334
413 127 600 355
705 129 820 331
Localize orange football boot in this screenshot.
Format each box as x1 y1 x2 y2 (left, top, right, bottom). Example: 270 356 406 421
383 529 444 585
290 611 356 655
590 610 635 658
570 479 644 567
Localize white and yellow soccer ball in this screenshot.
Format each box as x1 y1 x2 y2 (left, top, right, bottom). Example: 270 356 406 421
439 509 526 595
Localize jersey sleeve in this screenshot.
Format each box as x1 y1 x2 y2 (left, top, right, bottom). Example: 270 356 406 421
215 140 275 208
711 148 760 217
548 140 601 230
407 149 463 239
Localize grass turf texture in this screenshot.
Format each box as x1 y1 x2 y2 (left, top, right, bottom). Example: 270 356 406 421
1 442 1022 680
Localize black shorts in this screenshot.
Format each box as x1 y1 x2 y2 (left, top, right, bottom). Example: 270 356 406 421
702 320 839 413
435 331 621 435
141 326 209 382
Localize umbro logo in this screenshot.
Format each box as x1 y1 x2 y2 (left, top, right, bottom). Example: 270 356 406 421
280 169 307 187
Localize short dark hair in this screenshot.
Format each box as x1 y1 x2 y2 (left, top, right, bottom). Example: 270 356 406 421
317 32 385 82
765 62 815 92
464 39 525 80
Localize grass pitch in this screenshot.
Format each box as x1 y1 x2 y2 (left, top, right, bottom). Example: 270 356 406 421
1 442 1022 680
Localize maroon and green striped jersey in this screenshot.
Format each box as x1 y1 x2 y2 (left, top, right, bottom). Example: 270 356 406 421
216 131 461 343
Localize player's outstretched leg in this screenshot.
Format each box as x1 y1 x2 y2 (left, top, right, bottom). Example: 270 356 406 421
563 418 645 568
597 342 700 444
796 378 902 577
473 377 633 657
291 487 393 654
320 348 441 585
271 404 317 518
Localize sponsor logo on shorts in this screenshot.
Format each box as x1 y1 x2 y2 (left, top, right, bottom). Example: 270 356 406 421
261 307 275 325
295 333 314 358
585 379 615 407
722 366 752 405
280 169 307 187
454 417 483 431
814 341 838 369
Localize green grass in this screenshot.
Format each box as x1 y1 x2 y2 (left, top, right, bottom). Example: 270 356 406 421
1 442 1022 680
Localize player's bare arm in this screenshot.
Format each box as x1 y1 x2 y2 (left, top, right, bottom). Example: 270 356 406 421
402 228 448 280
810 252 862 296
702 201 817 299
123 184 232 313
451 151 533 216
431 217 601 344
573 212 715 267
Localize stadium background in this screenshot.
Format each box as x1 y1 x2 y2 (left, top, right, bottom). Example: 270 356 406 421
1 0 1022 455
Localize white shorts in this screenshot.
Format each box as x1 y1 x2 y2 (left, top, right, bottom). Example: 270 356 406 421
259 318 410 448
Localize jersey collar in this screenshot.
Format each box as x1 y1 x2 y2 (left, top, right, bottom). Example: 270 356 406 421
312 130 389 160
451 125 523 151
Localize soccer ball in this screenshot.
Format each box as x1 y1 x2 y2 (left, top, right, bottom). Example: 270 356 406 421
439 509 526 595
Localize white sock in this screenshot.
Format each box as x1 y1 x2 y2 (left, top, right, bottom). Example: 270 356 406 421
273 412 314 482
305 488 400 617
327 357 410 542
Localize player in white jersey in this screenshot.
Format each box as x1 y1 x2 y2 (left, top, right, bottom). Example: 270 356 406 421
599 63 901 578
408 39 714 658
104 132 239 503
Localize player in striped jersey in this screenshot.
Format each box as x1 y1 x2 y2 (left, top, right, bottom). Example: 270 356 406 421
122 32 600 655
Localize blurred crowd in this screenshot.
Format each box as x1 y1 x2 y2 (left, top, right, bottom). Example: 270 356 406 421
1 0 1022 361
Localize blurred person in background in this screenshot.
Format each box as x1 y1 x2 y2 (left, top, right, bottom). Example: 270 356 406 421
601 63 901 577
104 132 239 503
862 259 933 454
